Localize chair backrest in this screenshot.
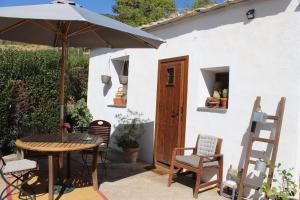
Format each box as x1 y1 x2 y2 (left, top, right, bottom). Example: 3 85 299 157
195 134 222 156
89 120 111 145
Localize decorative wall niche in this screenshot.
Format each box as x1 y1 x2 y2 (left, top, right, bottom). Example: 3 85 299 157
109 55 130 108
199 66 230 112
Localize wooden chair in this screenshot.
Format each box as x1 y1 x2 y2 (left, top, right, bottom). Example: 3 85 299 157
81 120 111 174
0 153 38 200
168 134 223 198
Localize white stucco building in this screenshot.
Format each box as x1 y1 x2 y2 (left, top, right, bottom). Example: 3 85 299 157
88 0 300 196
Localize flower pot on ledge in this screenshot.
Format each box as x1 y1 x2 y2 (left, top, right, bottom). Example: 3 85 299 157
119 75 128 85
220 98 228 108
113 98 127 106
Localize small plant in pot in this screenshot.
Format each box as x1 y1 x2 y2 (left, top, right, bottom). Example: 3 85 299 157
114 109 148 163
101 75 111 84
220 89 228 108
118 60 129 85
101 57 112 84
260 163 298 200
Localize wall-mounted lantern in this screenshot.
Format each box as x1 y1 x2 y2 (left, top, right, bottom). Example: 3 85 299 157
246 9 255 20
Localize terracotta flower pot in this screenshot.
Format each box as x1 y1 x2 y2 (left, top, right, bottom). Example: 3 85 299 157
113 98 127 106
124 148 139 163
220 98 228 108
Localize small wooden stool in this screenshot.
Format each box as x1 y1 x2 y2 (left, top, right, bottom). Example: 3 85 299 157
220 180 238 200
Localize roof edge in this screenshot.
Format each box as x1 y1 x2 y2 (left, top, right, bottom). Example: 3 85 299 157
140 0 252 31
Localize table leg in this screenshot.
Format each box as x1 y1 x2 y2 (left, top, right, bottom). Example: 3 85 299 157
59 152 64 180
67 152 71 178
48 154 54 200
92 146 99 191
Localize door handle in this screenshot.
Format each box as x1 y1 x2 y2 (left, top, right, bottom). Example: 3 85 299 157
171 111 179 119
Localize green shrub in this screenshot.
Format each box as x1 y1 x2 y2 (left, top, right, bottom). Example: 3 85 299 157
0 48 89 154
66 98 92 129
260 163 298 200
114 110 149 149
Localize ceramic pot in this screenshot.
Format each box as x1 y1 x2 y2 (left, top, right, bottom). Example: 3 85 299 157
220 98 228 108
124 148 139 163
253 112 266 122
208 101 220 108
113 98 127 106
119 75 128 85
101 75 111 84
254 159 267 173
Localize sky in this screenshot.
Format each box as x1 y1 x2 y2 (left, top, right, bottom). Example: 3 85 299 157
0 0 224 14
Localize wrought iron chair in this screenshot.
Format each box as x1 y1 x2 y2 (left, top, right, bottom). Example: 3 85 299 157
81 120 111 175
0 153 38 200
168 134 223 198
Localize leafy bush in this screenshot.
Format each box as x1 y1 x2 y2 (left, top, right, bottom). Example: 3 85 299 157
66 98 92 129
260 163 298 200
0 48 89 154
66 67 89 101
0 49 61 153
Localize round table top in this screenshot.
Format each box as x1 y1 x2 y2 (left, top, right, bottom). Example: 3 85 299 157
16 133 103 152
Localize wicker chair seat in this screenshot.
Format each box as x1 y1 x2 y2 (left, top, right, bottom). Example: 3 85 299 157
175 155 218 168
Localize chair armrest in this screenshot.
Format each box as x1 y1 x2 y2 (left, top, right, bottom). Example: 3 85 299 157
199 154 223 159
173 147 195 152
198 154 224 167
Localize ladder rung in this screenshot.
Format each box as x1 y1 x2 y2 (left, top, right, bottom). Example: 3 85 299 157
252 136 275 144
249 160 256 165
243 182 260 190
265 115 278 120
249 160 271 167
256 121 276 127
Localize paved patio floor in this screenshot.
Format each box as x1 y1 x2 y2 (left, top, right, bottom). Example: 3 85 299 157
98 150 227 200
1 150 228 200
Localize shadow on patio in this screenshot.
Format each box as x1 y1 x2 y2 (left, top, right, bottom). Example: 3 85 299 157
1 149 227 200
97 150 226 200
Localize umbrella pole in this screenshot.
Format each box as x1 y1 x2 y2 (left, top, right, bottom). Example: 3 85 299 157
59 39 68 134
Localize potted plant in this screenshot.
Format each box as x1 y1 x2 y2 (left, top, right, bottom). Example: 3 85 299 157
113 87 127 106
101 75 111 84
260 163 298 200
220 89 228 108
101 57 112 84
114 110 148 163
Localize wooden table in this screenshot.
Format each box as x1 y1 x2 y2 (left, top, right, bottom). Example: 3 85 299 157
16 133 103 200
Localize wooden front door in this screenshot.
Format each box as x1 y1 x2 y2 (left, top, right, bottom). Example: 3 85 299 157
155 56 188 166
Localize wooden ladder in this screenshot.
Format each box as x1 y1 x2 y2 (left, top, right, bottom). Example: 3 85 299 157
237 96 286 200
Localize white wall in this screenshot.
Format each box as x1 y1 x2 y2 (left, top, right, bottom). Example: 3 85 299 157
88 0 300 193
88 48 159 162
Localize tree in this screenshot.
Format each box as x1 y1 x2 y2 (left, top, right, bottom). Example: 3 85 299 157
191 0 216 9
112 0 177 27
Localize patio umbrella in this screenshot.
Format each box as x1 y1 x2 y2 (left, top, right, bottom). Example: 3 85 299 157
0 0 164 133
